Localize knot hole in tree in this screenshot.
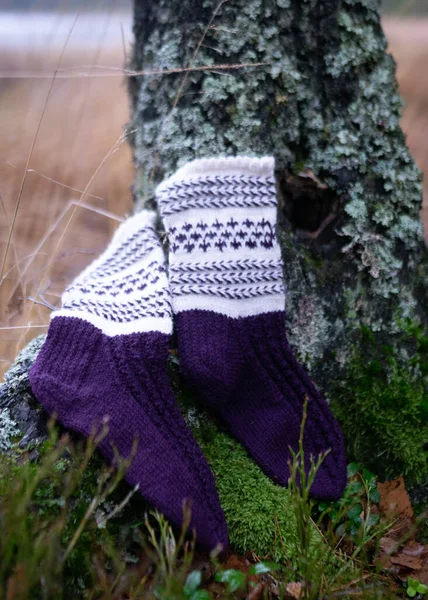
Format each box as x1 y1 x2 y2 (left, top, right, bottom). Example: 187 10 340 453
278 169 342 247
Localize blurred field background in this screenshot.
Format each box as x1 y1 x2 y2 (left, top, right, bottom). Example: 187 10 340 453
0 1 427 379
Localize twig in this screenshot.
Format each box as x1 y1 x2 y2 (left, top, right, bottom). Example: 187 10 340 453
62 496 99 563
26 169 105 201
97 484 139 528
0 325 48 331
146 0 232 201
120 21 128 64
56 60 271 78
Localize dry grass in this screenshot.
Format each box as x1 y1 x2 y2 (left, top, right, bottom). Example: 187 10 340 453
384 19 428 227
0 9 135 377
0 12 427 379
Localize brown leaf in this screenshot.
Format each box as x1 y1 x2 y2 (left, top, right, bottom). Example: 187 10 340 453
377 477 413 519
379 536 399 556
379 537 428 583
414 546 428 586
222 554 248 572
402 540 426 558
285 582 302 599
248 582 266 600
390 554 422 570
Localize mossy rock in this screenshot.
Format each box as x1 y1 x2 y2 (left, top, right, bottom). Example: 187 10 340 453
180 404 329 566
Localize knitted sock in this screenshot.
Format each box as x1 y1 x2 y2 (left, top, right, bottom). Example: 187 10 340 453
157 157 347 500
29 211 228 551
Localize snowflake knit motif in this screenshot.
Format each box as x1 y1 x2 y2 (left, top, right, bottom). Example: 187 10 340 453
156 157 286 318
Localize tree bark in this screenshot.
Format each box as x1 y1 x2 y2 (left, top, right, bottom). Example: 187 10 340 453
128 0 428 483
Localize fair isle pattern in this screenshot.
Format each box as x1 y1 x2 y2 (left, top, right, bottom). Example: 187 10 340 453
172 283 284 300
169 258 283 287
78 228 160 278
156 175 277 216
54 211 172 335
66 262 167 298
156 156 285 317
168 217 276 254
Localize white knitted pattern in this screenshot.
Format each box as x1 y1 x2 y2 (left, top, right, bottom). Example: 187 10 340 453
53 211 172 335
157 156 285 317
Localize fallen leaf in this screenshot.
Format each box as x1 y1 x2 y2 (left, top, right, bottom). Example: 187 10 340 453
285 582 302 599
248 582 266 600
402 541 426 558
390 554 422 570
379 530 428 584
380 536 399 556
221 554 249 572
377 477 413 519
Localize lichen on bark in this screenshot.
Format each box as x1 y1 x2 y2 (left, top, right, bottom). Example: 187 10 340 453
0 335 47 454
129 0 428 481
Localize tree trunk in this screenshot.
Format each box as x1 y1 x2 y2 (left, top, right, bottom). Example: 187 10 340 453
128 0 428 484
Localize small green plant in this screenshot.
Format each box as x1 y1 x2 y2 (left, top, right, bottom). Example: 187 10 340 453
215 562 280 596
285 399 399 600
406 577 428 598
146 507 201 600
318 462 382 544
0 422 141 599
183 570 211 600
215 569 247 594
287 397 333 598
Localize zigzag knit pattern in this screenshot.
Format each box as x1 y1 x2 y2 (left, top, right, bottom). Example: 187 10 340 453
29 210 228 551
156 175 277 215
157 156 347 500
57 213 171 333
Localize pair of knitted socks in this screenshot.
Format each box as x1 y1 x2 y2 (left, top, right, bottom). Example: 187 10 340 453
30 156 346 552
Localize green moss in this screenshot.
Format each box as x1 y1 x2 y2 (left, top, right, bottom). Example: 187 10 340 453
208 432 337 570
330 325 428 483
173 378 333 568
